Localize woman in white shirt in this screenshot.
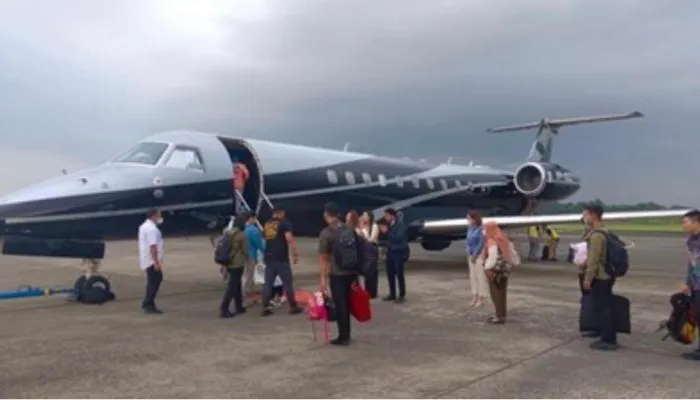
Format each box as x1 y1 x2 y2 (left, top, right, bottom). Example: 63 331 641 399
358 211 380 298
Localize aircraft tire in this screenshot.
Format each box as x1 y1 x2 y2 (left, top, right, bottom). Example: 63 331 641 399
83 275 111 293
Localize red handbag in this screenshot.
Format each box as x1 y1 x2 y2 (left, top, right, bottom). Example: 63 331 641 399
350 282 372 323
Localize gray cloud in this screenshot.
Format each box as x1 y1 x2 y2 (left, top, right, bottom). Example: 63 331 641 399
1 0 699 205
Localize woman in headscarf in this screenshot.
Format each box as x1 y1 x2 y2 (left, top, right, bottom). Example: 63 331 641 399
465 211 488 307
482 221 517 324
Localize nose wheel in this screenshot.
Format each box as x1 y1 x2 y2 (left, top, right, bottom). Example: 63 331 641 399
69 258 114 303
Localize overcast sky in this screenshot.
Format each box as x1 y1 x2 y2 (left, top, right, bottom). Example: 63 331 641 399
0 0 698 205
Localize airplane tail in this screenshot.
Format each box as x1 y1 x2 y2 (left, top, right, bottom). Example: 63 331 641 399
486 111 644 163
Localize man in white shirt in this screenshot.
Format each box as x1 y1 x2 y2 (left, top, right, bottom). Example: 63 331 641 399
139 209 165 314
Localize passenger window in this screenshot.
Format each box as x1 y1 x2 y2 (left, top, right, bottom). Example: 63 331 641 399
164 148 204 171
378 174 387 187
396 177 404 188
361 173 372 184
345 171 356 185
425 178 435 190
411 176 420 189
440 179 448 190
327 169 338 184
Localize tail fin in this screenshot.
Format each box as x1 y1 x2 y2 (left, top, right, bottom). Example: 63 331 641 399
486 111 644 163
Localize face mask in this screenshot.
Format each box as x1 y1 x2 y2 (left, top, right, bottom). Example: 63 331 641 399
156 217 164 225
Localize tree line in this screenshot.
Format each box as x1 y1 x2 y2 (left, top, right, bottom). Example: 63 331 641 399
540 200 688 215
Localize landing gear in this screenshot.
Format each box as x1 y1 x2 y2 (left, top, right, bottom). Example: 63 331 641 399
69 258 114 304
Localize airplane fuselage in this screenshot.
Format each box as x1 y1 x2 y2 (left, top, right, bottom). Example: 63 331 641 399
0 131 581 252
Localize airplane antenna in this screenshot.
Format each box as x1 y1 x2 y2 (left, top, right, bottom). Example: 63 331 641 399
446 157 452 164
485 111 644 163
343 143 350 152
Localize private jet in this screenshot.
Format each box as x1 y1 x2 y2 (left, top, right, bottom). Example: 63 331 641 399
0 111 689 263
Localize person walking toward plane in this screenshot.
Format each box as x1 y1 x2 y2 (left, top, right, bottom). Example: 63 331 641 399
260 207 303 316
483 221 517 324
466 211 488 307
581 204 618 351
219 214 249 318
359 211 380 299
138 209 165 314
243 212 265 306
380 208 409 303
680 210 700 361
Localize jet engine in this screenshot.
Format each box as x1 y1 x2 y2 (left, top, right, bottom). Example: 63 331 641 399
513 161 580 199
420 239 452 251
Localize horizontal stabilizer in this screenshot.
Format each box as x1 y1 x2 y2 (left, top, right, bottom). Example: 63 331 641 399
486 111 644 133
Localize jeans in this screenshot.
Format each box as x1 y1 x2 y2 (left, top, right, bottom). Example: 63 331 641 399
142 265 163 309
220 266 244 313
330 274 356 341
386 250 406 299
591 278 617 344
261 261 297 307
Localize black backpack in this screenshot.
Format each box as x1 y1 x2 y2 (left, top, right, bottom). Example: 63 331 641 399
331 225 363 273
660 292 696 345
214 230 241 266
590 230 629 278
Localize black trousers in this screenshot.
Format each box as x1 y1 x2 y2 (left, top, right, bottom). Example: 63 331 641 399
220 266 244 313
386 250 406 299
330 274 356 341
694 291 700 350
363 260 379 299
261 261 297 307
591 278 617 344
142 265 163 309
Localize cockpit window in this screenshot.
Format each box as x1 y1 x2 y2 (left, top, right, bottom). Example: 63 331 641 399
164 147 204 171
112 142 169 165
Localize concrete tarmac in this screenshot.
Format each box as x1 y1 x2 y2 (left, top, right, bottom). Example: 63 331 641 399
0 233 696 398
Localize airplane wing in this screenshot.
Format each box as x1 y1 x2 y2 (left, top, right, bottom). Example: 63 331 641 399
417 209 689 237
486 111 644 133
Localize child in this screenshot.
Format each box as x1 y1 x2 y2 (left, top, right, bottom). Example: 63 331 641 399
270 275 286 307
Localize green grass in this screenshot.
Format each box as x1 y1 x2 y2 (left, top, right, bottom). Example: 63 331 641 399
551 217 683 234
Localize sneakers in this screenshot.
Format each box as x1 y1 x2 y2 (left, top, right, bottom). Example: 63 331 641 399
330 338 350 346
681 349 700 361
589 339 618 351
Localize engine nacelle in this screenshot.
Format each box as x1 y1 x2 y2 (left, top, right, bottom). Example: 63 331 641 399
420 239 452 251
513 162 581 198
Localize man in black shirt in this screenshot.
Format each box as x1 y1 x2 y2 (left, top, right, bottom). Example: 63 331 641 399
260 207 303 316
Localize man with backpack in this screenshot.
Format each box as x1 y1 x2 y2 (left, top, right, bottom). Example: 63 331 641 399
581 204 628 351
215 214 249 318
680 209 700 360
319 202 364 346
